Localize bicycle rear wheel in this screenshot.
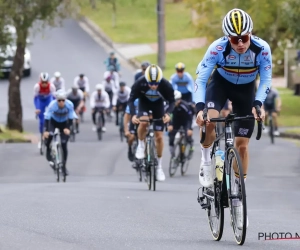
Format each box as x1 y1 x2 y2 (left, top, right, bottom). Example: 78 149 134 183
181 142 190 176
206 155 224 241
269 118 274 144
119 112 124 142
227 147 247 245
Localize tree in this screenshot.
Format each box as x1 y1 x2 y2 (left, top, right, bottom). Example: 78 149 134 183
185 0 300 76
0 0 78 132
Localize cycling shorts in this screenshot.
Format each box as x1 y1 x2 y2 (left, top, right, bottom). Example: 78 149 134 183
205 70 255 138
138 98 164 131
129 122 138 134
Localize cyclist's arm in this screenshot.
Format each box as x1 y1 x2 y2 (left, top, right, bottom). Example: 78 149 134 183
123 112 131 133
255 43 272 107
194 43 220 113
77 90 85 111
104 92 111 109
84 77 90 93
186 72 196 103
90 92 96 109
163 78 175 114
33 84 40 109
128 80 141 116
169 74 176 89
112 91 118 106
61 78 66 92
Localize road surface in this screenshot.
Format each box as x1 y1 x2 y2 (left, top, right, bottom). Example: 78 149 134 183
0 19 299 250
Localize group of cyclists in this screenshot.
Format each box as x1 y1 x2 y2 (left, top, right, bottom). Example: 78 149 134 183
33 8 284 236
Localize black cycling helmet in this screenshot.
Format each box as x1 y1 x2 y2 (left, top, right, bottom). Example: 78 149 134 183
119 82 126 87
141 61 150 70
79 74 84 78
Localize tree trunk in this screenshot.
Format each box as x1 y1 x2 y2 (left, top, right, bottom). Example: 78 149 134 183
157 0 166 69
6 29 26 132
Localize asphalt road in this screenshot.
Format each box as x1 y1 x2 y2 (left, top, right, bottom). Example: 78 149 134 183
0 19 300 250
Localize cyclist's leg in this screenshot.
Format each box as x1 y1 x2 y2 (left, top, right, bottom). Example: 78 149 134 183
135 100 150 159
229 81 256 181
168 128 177 157
202 71 227 164
152 103 165 168
272 110 279 135
92 108 97 130
127 121 136 161
59 121 70 172
101 108 106 129
45 118 55 163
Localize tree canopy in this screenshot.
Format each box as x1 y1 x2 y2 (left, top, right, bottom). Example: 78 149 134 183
185 0 300 75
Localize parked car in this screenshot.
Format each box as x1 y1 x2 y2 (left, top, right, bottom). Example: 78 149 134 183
0 25 32 77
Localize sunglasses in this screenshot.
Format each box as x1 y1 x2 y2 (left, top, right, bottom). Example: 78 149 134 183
41 81 48 84
229 34 250 45
148 82 159 86
176 70 184 73
57 99 65 102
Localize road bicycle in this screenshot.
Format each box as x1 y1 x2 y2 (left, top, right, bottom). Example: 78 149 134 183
169 126 192 177
51 128 67 182
137 111 161 191
197 106 262 245
118 110 125 142
94 107 105 141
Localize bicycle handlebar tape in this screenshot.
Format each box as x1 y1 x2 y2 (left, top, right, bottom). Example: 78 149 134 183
200 108 208 144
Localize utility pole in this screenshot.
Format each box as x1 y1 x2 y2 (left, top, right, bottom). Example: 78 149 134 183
157 0 166 69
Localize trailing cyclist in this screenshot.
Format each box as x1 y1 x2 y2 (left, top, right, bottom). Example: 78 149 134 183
73 73 90 99
90 84 110 132
34 72 56 148
124 99 139 162
263 86 281 136
170 62 195 103
104 51 121 75
43 90 77 175
104 65 120 86
50 71 65 91
66 82 85 133
167 90 194 158
134 61 150 81
194 9 272 228
113 81 131 126
128 64 175 181
103 75 119 116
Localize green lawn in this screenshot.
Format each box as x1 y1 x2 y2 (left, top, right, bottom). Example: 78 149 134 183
0 125 31 142
135 47 207 79
80 0 198 43
277 88 300 127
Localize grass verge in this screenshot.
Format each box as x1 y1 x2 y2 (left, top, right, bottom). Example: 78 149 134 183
0 125 32 142
277 88 300 127
80 0 198 43
284 128 300 135
135 47 207 79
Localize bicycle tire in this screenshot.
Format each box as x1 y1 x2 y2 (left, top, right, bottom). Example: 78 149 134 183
150 139 156 191
145 142 152 190
269 118 274 144
97 112 103 141
180 141 190 176
227 147 247 245
57 143 64 182
206 152 224 241
169 143 179 177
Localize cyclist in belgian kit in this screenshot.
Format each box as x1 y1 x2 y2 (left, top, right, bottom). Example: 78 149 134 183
128 64 175 182
194 9 272 229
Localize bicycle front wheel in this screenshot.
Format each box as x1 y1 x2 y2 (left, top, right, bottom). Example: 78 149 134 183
227 147 247 245
206 155 224 241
